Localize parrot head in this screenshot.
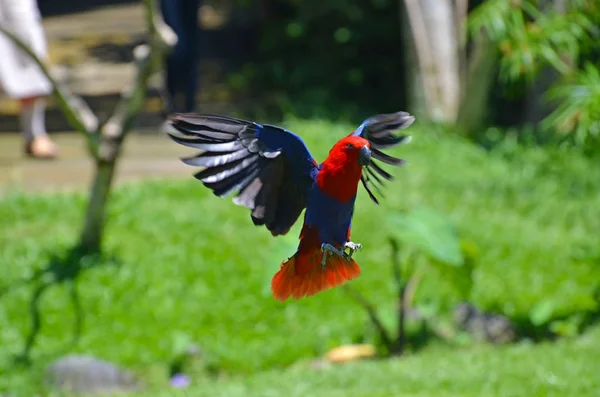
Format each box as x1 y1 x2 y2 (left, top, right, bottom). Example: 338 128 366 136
317 136 372 203
327 135 371 170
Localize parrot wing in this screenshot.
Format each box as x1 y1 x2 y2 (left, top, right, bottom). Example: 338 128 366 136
167 114 318 236
352 111 415 204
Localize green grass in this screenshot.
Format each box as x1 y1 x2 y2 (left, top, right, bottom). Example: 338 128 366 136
136 327 600 397
1 118 600 396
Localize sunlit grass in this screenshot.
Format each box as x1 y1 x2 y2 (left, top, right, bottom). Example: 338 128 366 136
1 119 599 396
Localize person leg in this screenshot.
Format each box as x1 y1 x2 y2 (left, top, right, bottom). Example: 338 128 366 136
181 0 201 112
161 0 188 113
0 0 57 157
20 95 57 159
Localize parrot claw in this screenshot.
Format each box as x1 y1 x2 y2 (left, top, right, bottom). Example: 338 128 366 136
320 243 349 267
344 241 362 257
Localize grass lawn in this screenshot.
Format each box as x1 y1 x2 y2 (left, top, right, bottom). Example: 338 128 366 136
1 118 599 396
137 328 600 397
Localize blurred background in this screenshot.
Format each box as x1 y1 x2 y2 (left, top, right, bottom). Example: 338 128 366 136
1 0 600 396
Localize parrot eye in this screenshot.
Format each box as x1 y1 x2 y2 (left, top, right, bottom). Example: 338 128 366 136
347 143 354 149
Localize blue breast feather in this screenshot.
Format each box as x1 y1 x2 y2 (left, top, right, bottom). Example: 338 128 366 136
304 181 356 245
254 125 355 243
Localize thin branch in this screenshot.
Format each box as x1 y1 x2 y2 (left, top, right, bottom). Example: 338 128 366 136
390 238 402 293
99 46 153 161
389 238 405 355
390 240 425 355
389 238 425 355
403 265 425 309
0 26 99 157
343 284 394 351
98 0 175 161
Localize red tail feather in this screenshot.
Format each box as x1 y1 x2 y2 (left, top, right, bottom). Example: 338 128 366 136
271 245 361 301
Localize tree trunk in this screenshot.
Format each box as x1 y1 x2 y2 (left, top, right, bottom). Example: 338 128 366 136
421 0 461 122
78 160 117 254
1 0 173 258
456 31 498 137
401 0 461 123
400 2 428 118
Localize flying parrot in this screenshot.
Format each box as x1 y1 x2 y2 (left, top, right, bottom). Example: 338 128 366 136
166 111 414 301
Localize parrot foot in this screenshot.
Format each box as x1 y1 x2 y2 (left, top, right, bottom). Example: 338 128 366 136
320 243 348 268
344 241 362 257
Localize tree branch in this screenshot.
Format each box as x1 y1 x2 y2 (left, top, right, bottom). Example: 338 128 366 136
0 25 99 157
389 239 425 355
98 0 175 161
343 284 394 352
389 238 405 355
404 266 424 308
390 238 402 294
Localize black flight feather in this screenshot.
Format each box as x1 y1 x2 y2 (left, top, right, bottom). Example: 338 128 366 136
353 111 414 204
166 113 316 237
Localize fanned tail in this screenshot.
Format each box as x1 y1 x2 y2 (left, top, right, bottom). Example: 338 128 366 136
271 246 361 301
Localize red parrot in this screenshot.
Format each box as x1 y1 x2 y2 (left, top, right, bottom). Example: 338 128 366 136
166 112 414 301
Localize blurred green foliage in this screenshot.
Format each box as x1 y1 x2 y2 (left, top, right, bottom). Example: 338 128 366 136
388 207 475 310
2 119 600 395
352 208 475 355
543 62 600 149
389 207 466 267
230 0 405 122
469 0 599 82
231 0 600 149
469 0 600 149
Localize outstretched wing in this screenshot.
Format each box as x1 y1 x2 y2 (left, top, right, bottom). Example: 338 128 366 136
352 111 414 205
167 114 318 236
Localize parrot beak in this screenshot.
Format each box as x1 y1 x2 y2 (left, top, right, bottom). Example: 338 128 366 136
358 145 371 166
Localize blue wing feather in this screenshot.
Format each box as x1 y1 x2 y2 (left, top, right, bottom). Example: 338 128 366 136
258 124 318 178
167 114 318 236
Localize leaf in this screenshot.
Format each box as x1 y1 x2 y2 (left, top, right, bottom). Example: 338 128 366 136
467 0 512 41
529 299 556 326
435 240 477 298
539 45 570 75
549 313 586 337
549 319 579 337
388 208 464 267
542 62 600 146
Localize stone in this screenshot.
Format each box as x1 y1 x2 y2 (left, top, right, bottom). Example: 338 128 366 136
45 355 140 395
454 302 517 344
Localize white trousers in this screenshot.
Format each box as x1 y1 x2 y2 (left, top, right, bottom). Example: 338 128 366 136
0 0 52 99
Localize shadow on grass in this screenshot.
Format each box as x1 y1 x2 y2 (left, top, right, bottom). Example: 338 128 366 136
511 308 600 343
0 246 120 366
